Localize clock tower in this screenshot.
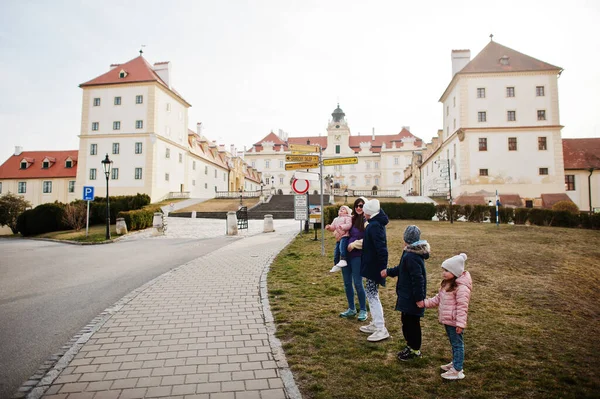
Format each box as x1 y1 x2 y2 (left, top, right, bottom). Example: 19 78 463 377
326 103 351 156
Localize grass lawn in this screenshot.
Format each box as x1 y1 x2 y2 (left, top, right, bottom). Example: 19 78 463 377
37 224 121 242
175 198 261 213
268 220 600 399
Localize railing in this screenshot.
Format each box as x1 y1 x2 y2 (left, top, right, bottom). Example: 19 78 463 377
336 189 401 198
167 192 191 199
215 190 262 199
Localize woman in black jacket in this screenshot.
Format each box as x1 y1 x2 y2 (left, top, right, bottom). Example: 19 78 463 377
358 199 390 342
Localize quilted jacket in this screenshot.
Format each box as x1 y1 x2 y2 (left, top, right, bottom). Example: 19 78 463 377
424 271 472 328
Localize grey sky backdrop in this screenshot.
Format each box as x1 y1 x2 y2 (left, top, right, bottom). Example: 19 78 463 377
1 0 599 163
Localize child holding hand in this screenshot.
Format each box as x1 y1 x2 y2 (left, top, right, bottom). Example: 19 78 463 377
325 205 353 273
422 253 472 380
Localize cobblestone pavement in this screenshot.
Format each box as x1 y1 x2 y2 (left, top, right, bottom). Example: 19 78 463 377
33 218 302 399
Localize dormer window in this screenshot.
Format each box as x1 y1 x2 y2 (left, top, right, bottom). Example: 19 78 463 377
20 161 27 169
500 55 510 65
42 161 50 169
119 69 127 78
65 160 73 168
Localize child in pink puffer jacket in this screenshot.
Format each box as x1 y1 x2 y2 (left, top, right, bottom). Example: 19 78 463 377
325 205 352 272
423 253 472 380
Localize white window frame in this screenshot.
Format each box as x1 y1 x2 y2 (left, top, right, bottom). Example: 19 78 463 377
136 95 143 104
113 121 121 130
114 96 121 105
93 98 101 106
92 122 99 131
135 142 143 154
136 120 143 129
68 181 75 193
112 143 120 155
135 168 143 180
18 181 26 193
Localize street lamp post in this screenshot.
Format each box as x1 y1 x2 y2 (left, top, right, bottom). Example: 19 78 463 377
271 176 275 194
101 154 113 240
344 189 348 204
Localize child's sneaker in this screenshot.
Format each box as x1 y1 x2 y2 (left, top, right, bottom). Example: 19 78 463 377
367 327 390 342
440 362 454 372
357 310 368 321
441 367 465 380
397 348 422 361
339 309 357 318
329 265 341 273
335 259 348 267
359 322 378 334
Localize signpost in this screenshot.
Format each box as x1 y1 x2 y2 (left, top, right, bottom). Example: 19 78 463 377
291 179 310 195
289 144 320 153
322 156 358 166
82 186 95 237
294 195 308 221
285 162 320 171
285 154 320 163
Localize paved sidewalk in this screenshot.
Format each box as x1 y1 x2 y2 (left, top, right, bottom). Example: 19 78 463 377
32 219 302 399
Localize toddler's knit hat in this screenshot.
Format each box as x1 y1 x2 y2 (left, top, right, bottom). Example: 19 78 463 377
339 205 352 216
362 199 380 216
442 253 468 277
403 225 421 245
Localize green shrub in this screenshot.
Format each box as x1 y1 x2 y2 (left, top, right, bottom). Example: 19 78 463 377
514 208 530 225
118 206 161 231
498 207 515 223
552 200 579 214
90 193 152 225
16 202 68 236
579 212 600 230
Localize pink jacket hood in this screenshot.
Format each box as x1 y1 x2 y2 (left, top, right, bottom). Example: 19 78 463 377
425 271 472 328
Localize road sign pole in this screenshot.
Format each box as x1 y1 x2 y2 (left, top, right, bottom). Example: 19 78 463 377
448 159 453 224
86 200 90 237
319 145 324 255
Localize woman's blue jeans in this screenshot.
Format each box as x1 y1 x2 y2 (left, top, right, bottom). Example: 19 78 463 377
342 256 366 312
445 324 465 371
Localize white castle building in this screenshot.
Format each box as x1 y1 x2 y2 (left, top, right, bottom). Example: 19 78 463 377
244 105 425 194
409 38 570 208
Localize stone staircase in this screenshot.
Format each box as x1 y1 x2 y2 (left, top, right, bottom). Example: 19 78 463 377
169 194 333 220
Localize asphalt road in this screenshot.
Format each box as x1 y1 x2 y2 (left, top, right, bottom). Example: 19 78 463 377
0 236 235 399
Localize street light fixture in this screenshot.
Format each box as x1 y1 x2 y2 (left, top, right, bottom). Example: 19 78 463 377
344 189 349 204
271 176 275 194
101 154 113 240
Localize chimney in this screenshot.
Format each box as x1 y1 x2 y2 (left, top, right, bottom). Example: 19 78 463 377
14 146 23 156
153 61 171 88
402 126 411 132
109 63 120 70
196 122 203 136
372 127 375 140
451 50 471 76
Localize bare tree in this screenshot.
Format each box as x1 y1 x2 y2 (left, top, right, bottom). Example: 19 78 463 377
62 201 87 231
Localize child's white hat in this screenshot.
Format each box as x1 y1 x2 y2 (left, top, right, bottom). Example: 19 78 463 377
442 253 467 277
339 205 352 215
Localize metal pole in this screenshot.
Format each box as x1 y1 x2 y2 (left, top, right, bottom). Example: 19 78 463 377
319 145 324 256
86 200 90 237
105 173 111 240
448 159 453 224
305 190 309 233
495 189 499 227
589 168 594 214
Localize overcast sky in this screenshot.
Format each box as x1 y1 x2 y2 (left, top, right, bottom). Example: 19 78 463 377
1 0 599 162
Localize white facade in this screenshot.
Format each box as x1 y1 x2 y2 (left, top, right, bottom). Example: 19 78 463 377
414 41 566 205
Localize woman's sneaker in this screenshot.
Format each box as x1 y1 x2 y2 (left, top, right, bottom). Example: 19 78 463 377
441 367 465 380
440 362 454 372
367 327 390 342
359 322 378 334
398 348 422 361
329 265 342 273
335 259 348 267
339 309 357 318
357 310 368 321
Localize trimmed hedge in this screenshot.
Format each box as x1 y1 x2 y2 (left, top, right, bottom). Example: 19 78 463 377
433 204 599 229
90 193 151 224
117 206 162 231
324 202 436 225
16 202 68 236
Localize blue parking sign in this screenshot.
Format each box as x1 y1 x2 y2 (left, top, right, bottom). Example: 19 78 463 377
83 186 95 201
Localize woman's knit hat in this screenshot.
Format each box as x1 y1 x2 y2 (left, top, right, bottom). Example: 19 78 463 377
362 199 380 216
403 225 421 245
442 253 468 277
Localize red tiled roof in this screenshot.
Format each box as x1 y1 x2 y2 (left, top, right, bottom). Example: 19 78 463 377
250 128 423 153
0 150 78 179
80 56 191 106
454 195 486 206
541 193 573 209
499 194 523 207
458 41 562 74
562 138 600 169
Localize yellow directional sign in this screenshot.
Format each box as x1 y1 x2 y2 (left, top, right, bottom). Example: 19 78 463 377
285 155 320 163
285 162 320 171
322 157 359 166
289 144 320 153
